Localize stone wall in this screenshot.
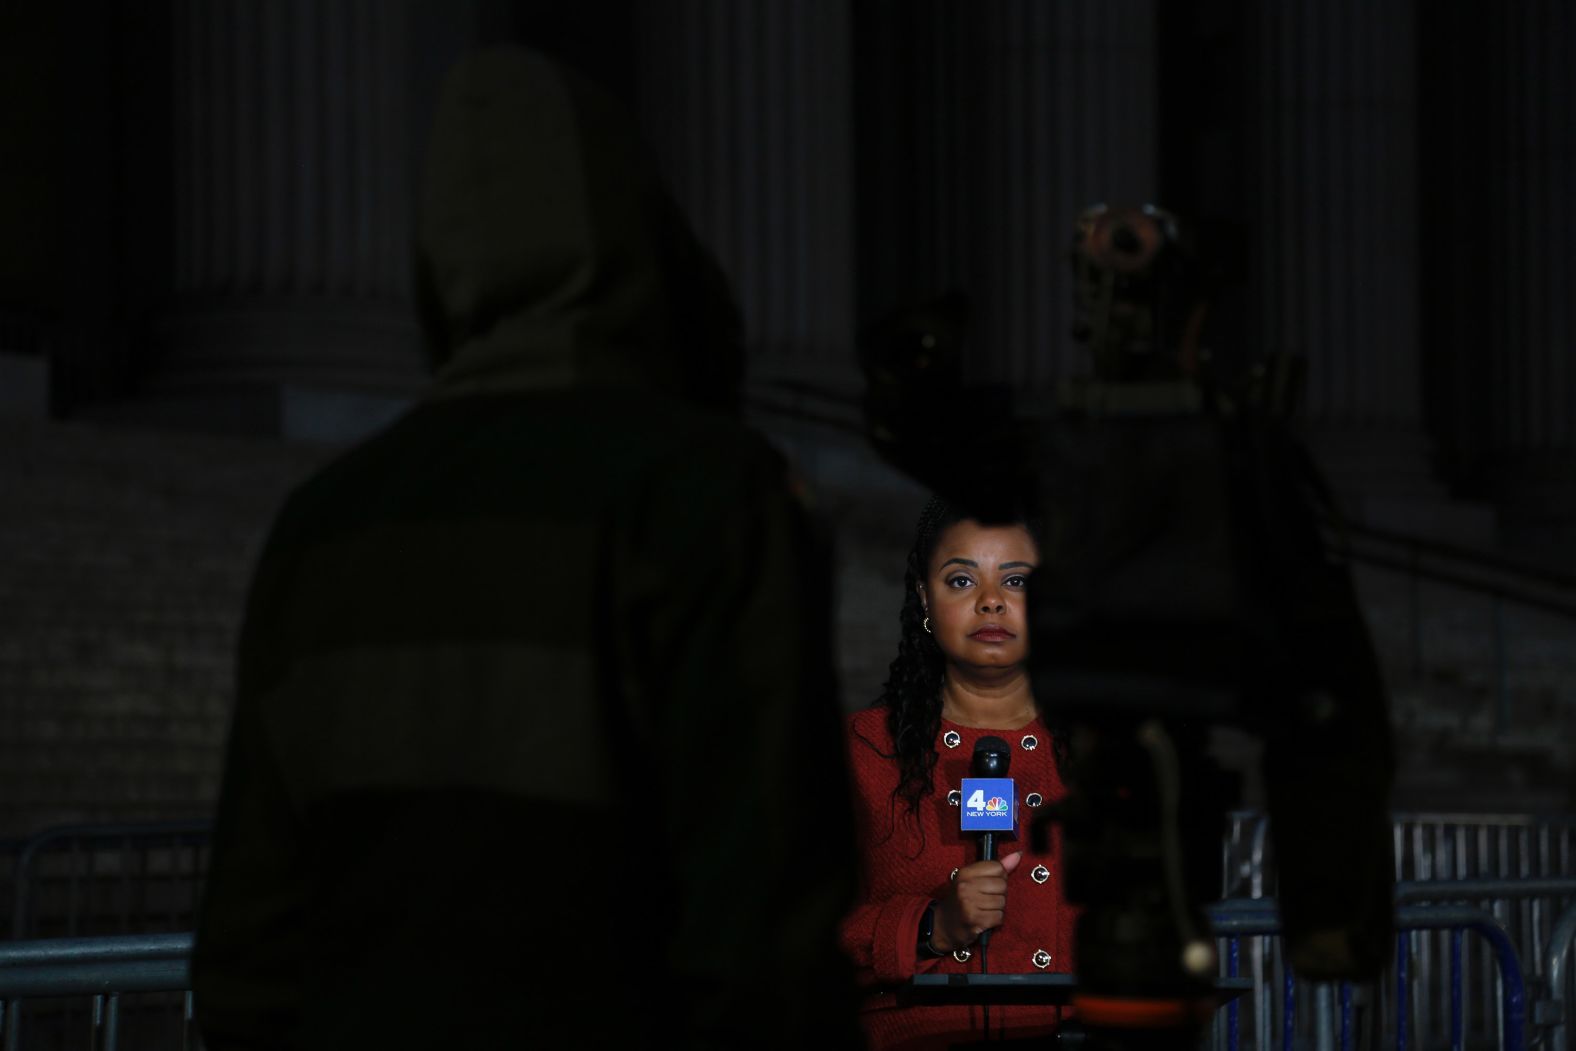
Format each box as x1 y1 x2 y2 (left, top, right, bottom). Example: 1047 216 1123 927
0 418 329 837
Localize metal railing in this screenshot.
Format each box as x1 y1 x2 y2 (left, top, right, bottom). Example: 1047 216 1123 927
749 379 1576 758
0 906 1542 1051
3 822 210 1051
8 821 212 941
1224 810 1576 895
0 934 196 1051
0 893 1563 1051
1344 520 1576 621
1223 813 1576 1048
1210 899 1528 1051
1546 901 1576 1049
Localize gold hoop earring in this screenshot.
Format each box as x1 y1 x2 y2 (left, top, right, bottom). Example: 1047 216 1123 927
923 617 932 634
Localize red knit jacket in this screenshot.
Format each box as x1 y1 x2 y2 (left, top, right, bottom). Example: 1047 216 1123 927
839 706 1077 1050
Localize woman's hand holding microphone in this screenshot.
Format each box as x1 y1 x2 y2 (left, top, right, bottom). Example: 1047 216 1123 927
927 851 1022 954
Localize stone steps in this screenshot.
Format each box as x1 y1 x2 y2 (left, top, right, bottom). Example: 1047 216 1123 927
0 417 328 836
2 402 1571 838
773 410 1576 814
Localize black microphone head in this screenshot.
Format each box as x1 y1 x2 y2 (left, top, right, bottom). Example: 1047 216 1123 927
972 735 1012 777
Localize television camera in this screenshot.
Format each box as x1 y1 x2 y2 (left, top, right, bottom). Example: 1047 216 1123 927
861 204 1395 1048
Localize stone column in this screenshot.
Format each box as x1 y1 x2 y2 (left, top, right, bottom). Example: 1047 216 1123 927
1480 5 1576 557
856 0 1157 388
971 0 1157 387
154 0 424 402
1253 1 1454 531
1256 0 1420 431
633 0 858 390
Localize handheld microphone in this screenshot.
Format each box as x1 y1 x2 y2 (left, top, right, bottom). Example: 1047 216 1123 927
960 736 1015 949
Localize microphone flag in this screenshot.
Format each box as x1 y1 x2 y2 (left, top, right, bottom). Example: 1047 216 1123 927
959 778 1017 836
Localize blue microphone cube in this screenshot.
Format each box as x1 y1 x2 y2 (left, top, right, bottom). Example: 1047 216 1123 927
959 778 1016 834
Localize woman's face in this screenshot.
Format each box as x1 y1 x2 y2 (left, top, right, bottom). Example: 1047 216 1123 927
918 519 1038 672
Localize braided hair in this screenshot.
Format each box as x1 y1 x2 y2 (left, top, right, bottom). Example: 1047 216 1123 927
875 496 1068 823
876 496 963 820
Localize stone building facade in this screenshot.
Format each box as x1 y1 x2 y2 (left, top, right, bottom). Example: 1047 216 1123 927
1 0 1573 835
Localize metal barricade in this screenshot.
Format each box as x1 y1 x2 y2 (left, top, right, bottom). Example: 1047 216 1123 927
1546 901 1576 1050
6 822 210 1051
0 904 1549 1051
1221 813 1576 1047
1222 810 1266 899
1210 900 1528 1051
0 934 196 1051
1393 878 1576 1049
1222 813 1576 902
9 821 212 941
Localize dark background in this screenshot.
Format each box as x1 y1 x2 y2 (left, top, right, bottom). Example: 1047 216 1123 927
1 0 1573 834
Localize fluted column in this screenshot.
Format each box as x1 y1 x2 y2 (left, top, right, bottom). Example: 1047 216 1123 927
1255 1 1420 432
1466 2 1576 559
856 1 1156 388
634 0 857 390
973 1 1156 387
153 0 423 394
1487 6 1576 479
1241 0 1461 539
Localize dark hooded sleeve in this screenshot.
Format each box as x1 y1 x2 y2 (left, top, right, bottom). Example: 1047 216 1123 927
611 434 864 1048
190 533 311 1050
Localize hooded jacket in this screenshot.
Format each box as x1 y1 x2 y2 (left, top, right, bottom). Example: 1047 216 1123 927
193 48 860 1050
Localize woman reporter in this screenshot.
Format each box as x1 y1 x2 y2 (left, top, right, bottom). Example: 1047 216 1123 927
841 497 1075 1048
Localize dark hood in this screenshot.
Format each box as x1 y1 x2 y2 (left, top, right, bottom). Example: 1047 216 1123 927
416 47 743 407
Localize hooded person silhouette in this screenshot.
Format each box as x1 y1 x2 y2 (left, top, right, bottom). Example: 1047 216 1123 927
193 47 861 1050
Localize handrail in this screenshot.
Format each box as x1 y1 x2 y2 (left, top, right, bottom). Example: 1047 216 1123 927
740 379 1576 624
1342 519 1576 595
1340 547 1576 621
0 933 192 998
1394 877 1576 905
744 392 863 434
0 933 195 1051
